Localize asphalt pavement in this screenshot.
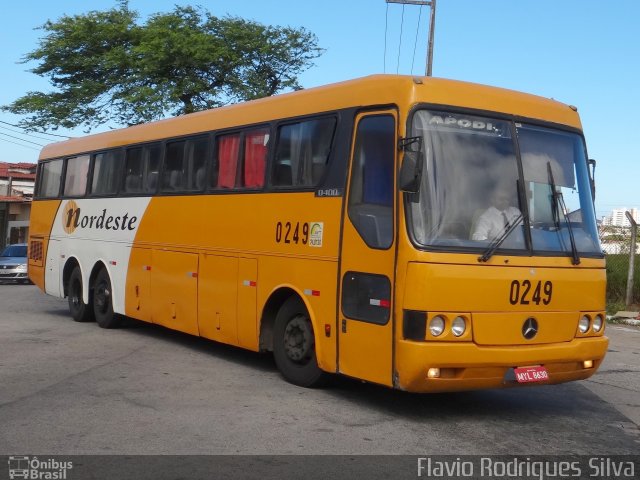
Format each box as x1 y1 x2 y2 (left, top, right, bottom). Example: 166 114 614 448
0 284 638 457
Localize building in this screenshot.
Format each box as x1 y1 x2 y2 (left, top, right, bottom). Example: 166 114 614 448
0 162 37 248
602 208 639 227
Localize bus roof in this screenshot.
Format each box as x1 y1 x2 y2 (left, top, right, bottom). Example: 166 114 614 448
38 75 581 160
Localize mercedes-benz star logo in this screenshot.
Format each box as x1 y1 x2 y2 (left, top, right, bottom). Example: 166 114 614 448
522 317 538 340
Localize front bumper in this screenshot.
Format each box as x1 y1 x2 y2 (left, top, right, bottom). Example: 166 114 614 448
395 336 609 392
0 271 29 281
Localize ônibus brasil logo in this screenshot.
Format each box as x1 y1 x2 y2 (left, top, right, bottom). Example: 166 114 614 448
62 200 138 234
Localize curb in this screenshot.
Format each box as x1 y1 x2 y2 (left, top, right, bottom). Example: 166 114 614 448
606 315 640 327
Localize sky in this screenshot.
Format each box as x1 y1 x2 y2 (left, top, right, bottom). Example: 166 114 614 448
0 0 638 219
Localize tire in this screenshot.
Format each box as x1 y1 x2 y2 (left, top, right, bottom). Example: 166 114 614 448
67 266 94 322
93 268 121 329
273 296 326 387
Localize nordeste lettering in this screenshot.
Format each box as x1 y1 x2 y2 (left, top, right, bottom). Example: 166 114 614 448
65 207 137 231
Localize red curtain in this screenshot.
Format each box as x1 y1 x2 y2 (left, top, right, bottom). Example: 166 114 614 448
244 130 268 188
217 135 240 188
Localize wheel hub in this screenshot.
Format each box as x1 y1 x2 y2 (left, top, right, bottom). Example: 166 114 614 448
283 315 312 363
95 282 110 311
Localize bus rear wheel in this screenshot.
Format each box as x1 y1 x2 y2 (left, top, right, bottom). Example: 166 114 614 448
67 266 94 323
273 297 326 387
93 268 121 329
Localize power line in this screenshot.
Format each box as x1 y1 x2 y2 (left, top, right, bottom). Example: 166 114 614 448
385 0 436 76
0 120 71 139
396 4 405 74
0 132 46 147
0 124 60 143
0 136 41 151
411 5 424 74
384 2 389 73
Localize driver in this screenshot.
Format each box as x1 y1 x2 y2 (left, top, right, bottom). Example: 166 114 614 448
472 188 521 241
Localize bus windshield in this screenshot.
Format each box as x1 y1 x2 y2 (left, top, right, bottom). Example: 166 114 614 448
407 110 601 256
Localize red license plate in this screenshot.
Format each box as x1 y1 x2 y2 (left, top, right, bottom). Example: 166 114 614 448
514 365 549 383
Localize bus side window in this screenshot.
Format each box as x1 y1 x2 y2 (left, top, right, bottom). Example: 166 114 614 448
214 133 240 189
348 115 395 249
142 144 161 194
243 128 269 189
37 159 64 198
124 148 143 194
91 150 122 196
124 143 160 195
185 136 208 191
271 117 336 188
162 141 186 192
63 155 90 197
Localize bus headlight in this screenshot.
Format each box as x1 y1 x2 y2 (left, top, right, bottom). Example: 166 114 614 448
451 316 466 337
578 315 590 334
429 316 445 337
592 315 604 333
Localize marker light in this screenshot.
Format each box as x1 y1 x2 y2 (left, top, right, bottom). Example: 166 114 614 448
429 316 445 337
451 316 466 337
592 315 604 333
583 360 593 369
427 368 441 379
578 315 590 334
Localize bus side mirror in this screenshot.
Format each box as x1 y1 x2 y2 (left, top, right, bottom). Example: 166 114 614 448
399 151 424 193
588 158 596 200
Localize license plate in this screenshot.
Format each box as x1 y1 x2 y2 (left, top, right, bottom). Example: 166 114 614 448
514 365 549 383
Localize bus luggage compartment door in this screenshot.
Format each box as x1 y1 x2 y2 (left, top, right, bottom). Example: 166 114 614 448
198 254 239 346
151 250 199 336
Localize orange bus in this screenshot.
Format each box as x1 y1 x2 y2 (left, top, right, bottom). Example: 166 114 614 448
28 75 608 392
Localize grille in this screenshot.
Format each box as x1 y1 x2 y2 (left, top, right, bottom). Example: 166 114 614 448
30 240 43 262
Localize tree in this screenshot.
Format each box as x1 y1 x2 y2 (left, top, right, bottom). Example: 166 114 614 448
3 1 323 131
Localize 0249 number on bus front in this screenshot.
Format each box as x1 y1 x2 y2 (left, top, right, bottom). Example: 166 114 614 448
509 280 553 306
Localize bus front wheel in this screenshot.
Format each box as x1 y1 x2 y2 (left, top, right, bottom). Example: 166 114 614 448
67 266 94 323
273 297 326 387
93 268 121 329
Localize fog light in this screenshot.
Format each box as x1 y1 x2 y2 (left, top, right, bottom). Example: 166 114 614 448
451 316 466 337
583 360 593 369
592 315 603 333
427 368 441 379
578 315 590 334
429 316 445 337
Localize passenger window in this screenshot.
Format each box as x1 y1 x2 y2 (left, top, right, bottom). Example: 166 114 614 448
124 143 160 194
162 141 186 192
272 118 336 188
244 128 269 188
215 133 240 189
37 159 64 198
348 115 395 249
91 150 122 195
63 155 90 197
185 136 208 191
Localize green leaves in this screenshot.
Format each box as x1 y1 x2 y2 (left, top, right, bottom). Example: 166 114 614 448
4 2 323 131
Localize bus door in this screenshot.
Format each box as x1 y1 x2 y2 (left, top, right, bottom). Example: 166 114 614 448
338 111 397 386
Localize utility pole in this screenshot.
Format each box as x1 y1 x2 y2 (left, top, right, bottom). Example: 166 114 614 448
625 211 637 307
386 0 437 76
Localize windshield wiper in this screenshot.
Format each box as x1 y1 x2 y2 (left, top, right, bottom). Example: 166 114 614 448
547 162 580 265
478 212 524 263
